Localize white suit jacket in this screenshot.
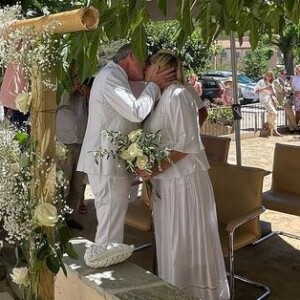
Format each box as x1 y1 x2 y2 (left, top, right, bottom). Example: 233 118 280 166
77 61 161 176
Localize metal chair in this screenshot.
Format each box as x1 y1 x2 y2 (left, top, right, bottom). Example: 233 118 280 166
209 162 271 300
253 143 300 245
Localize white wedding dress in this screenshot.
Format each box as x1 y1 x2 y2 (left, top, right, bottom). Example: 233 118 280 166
143 84 230 300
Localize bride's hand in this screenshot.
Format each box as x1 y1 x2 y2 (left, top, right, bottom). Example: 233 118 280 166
136 166 162 181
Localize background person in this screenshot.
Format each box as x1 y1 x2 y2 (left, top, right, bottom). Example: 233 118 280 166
140 50 229 300
77 44 175 245
223 78 234 106
291 65 300 127
255 71 282 136
187 73 202 96
273 69 298 133
56 70 93 230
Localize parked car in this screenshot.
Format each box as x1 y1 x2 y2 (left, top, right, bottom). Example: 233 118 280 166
198 77 225 107
201 71 259 104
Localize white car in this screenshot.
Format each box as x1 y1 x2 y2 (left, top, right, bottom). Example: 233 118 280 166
202 71 259 104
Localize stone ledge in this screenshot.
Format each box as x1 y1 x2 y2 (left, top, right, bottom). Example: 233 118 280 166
0 292 14 300
55 238 196 300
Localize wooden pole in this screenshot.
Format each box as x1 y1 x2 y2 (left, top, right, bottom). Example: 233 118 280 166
30 68 56 300
9 6 99 34
7 7 100 300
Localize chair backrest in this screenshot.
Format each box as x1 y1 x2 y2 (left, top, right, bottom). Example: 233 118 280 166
201 134 231 163
272 143 300 194
208 162 268 233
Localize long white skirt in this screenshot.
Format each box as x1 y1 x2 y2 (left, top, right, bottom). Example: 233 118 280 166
153 169 230 300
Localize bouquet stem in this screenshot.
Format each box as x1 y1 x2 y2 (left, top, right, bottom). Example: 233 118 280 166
143 180 160 209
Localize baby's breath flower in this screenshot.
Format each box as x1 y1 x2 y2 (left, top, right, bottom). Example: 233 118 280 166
0 5 62 91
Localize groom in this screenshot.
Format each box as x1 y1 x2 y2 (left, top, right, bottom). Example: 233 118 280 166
77 44 175 245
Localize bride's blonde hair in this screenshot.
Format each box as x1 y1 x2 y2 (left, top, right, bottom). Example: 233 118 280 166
148 50 185 84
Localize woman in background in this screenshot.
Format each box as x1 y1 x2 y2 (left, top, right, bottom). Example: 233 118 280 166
291 65 300 127
255 71 282 136
140 50 229 300
188 73 203 97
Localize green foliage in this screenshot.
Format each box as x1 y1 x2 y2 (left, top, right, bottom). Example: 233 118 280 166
146 21 212 73
207 107 234 126
5 0 300 90
241 41 274 79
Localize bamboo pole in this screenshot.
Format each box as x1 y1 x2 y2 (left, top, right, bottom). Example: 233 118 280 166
9 6 99 34
30 68 56 300
12 7 99 300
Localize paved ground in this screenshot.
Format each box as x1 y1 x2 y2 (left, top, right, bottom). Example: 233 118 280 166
1 133 300 299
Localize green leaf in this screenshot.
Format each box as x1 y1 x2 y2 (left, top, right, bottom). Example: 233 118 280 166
225 0 244 20
176 29 187 50
59 224 71 246
249 19 259 49
57 252 68 277
99 7 117 26
130 7 147 32
46 255 60 274
285 0 300 24
65 243 79 260
156 0 168 16
19 153 30 168
128 0 147 18
37 242 49 261
117 9 130 39
13 132 29 145
178 0 194 36
131 23 147 63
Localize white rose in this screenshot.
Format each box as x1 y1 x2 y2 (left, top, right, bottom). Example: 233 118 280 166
55 142 68 159
11 267 30 286
128 129 142 143
119 149 135 161
15 92 32 114
136 155 149 170
33 203 58 227
10 162 20 174
127 143 143 158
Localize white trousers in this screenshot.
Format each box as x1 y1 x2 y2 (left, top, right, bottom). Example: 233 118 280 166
261 96 277 130
88 174 131 245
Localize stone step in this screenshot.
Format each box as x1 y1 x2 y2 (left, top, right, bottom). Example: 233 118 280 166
0 292 14 300
55 237 196 300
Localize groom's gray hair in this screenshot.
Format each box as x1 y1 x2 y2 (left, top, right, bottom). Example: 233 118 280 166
112 44 132 63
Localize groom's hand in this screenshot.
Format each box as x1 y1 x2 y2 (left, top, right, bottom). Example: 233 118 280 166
145 65 176 90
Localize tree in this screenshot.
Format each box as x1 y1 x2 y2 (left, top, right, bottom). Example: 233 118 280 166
4 0 300 83
241 42 274 79
146 21 212 74
274 20 300 74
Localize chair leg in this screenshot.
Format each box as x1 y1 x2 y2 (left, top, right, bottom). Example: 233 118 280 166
133 243 152 252
253 230 300 245
229 232 235 299
234 274 271 300
228 232 271 300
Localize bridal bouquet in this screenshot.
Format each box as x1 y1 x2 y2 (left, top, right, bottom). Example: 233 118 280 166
93 129 171 201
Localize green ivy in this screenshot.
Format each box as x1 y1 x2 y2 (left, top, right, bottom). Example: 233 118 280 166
207 107 234 126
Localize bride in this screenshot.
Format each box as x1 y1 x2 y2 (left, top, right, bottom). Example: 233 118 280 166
139 50 230 300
